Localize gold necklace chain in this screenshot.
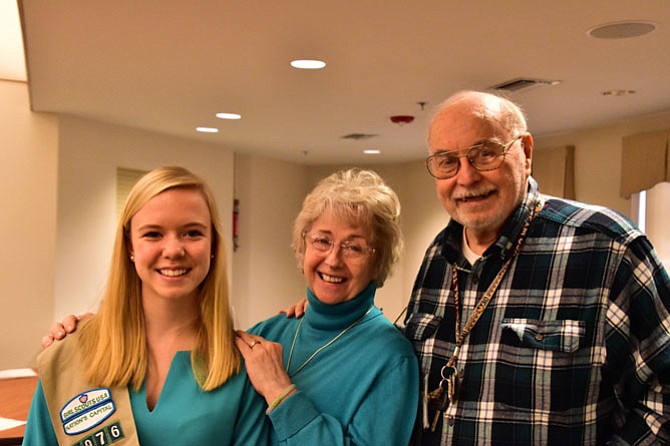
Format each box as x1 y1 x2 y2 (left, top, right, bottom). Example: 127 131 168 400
286 306 374 378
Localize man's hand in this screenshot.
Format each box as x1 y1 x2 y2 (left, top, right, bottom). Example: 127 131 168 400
278 298 308 318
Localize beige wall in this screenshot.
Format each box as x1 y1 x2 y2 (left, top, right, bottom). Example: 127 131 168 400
232 154 307 330
645 182 670 268
233 160 440 330
535 110 670 216
2 77 670 370
0 80 58 369
535 110 670 264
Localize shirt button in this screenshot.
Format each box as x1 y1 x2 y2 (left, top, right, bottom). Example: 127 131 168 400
447 415 455 426
470 274 479 285
535 333 544 341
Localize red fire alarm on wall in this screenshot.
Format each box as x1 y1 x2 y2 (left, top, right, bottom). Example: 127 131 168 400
389 115 414 126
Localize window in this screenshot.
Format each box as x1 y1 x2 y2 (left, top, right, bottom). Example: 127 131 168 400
116 167 147 219
632 183 670 270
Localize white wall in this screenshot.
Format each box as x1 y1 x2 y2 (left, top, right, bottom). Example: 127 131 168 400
0 80 58 369
55 116 235 320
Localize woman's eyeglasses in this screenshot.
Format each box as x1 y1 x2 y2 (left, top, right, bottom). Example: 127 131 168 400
304 233 375 259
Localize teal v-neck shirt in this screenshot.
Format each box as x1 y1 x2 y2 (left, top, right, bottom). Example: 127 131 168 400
24 352 269 445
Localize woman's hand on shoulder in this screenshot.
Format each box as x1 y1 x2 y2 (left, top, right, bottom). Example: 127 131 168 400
41 313 94 348
235 331 294 406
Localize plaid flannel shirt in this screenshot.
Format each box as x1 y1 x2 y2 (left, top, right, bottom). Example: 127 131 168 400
405 178 670 445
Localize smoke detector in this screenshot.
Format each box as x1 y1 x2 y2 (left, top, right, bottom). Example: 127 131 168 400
588 21 657 39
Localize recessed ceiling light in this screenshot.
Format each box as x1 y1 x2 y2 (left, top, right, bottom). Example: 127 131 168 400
216 113 242 120
588 21 657 39
196 127 219 133
290 59 326 69
364 149 381 155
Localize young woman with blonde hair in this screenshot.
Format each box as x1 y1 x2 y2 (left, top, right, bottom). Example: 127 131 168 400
25 166 268 445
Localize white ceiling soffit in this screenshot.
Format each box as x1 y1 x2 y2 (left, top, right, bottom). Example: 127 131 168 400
0 1 26 82
18 1 670 165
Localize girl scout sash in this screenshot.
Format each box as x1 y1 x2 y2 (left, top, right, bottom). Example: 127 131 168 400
37 330 140 445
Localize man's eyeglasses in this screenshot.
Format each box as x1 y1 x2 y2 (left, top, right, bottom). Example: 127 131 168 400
425 135 523 180
304 233 375 259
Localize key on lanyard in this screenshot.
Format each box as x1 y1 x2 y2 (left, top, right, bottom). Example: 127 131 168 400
429 366 459 432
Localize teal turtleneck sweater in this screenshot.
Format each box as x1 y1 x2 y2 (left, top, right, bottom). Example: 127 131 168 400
248 282 419 445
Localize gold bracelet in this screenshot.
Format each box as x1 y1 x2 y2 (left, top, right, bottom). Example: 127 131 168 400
266 384 296 415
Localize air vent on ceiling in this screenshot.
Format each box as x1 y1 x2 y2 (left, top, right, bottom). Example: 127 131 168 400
489 78 560 92
341 133 378 140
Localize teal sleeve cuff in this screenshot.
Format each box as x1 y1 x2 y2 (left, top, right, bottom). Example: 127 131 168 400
267 390 319 440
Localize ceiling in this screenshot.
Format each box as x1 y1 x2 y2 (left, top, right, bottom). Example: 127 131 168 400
18 1 670 165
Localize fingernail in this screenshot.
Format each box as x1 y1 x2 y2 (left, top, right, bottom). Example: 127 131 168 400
57 330 64 337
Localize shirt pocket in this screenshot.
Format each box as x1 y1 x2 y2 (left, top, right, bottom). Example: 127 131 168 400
496 318 603 417
404 313 442 341
501 318 585 353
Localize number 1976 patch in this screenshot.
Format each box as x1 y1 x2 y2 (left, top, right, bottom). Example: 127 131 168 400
70 421 125 446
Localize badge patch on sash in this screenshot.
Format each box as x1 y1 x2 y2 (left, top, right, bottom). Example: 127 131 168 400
60 388 116 435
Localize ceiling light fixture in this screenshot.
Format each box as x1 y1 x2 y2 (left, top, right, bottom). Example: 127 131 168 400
588 21 657 39
290 59 326 69
216 113 242 120
364 149 381 155
196 127 219 133
390 115 414 126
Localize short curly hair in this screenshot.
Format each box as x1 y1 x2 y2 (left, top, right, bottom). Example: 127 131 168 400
292 168 403 287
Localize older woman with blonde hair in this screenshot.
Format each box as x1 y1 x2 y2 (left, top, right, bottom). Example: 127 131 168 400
236 168 418 445
25 166 268 445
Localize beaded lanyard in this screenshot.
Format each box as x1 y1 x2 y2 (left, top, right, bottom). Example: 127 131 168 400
447 199 541 368
426 199 542 431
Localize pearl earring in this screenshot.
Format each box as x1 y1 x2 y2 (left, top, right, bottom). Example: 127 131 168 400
130 255 135 262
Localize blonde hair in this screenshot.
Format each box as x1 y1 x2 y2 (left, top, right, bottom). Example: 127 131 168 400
79 166 239 391
291 168 402 287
